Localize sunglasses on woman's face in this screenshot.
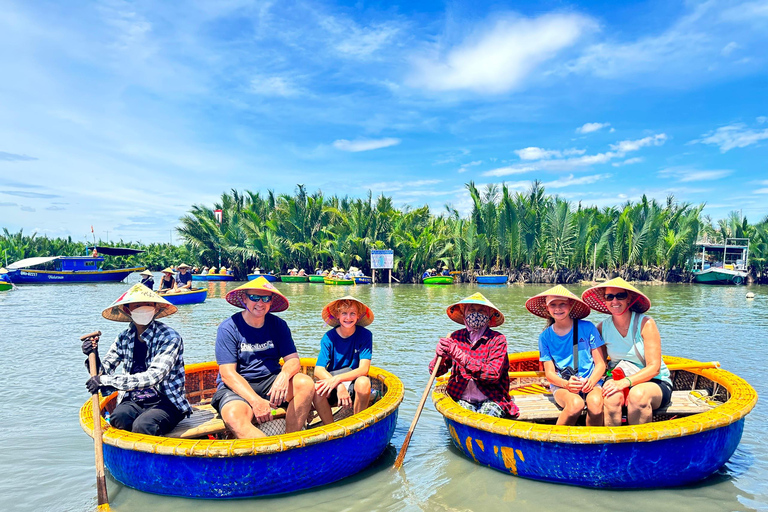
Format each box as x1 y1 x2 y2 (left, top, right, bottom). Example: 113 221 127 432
604 291 629 301
246 294 272 303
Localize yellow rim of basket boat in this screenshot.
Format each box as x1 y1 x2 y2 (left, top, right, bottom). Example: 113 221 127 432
433 352 757 445
80 358 404 457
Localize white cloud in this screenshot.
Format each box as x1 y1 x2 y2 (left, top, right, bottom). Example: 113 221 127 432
458 160 482 173
318 16 401 57
249 76 300 97
658 168 733 182
515 147 585 160
721 42 740 56
612 157 643 167
758 116 767 124
692 124 768 152
610 133 667 153
544 173 612 188
333 137 401 152
408 13 595 93
576 122 610 134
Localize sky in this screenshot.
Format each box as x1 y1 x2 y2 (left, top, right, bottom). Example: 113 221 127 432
1 0 767 245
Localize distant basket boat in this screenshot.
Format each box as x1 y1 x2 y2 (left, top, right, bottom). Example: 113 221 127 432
324 277 354 285
247 273 278 282
308 275 326 283
80 359 403 498
423 276 453 285
433 351 756 488
0 281 12 291
354 276 372 284
159 288 207 305
192 274 234 281
280 275 309 283
476 275 508 284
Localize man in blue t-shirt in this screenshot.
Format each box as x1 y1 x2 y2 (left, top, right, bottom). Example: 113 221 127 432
313 296 375 425
175 263 193 291
211 279 314 438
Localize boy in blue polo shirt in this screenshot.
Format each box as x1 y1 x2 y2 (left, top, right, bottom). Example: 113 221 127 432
313 296 374 424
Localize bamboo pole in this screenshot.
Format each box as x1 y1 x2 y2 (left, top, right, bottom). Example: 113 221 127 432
81 331 110 511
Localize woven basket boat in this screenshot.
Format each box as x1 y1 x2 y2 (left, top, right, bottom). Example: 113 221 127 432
280 275 309 283
423 276 453 285
476 275 508 284
353 276 372 284
247 273 278 282
158 288 207 305
324 277 354 285
80 359 403 498
191 274 234 281
432 351 756 488
0 281 12 291
308 275 326 283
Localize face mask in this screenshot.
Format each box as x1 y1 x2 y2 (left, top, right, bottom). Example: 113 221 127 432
465 311 490 330
130 305 156 326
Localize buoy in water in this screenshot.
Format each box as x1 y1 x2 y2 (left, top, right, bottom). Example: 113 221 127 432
746 292 755 299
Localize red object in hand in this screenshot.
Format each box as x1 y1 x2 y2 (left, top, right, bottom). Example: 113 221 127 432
612 366 630 399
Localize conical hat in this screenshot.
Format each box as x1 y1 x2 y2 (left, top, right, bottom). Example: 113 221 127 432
102 283 177 322
225 277 289 312
446 293 504 327
0 267 7 274
139 269 153 277
581 277 651 315
161 267 175 274
525 285 590 320
322 295 374 327
177 263 191 269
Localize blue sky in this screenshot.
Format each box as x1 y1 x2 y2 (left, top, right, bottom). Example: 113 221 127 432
1 0 767 244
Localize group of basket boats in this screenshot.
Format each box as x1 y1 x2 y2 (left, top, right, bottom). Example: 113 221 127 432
80 350 757 498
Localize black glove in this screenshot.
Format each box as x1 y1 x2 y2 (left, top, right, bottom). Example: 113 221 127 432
86 376 102 395
82 337 98 356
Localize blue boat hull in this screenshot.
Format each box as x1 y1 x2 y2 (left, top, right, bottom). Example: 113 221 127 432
354 276 372 284
443 416 744 488
102 411 397 498
476 275 508 284
247 274 278 282
192 274 234 281
6 267 142 284
161 289 207 305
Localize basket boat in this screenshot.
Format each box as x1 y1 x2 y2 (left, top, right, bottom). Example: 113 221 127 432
476 275 508 284
280 275 309 283
158 288 207 305
0 281 12 291
191 274 234 281
432 351 756 488
80 359 403 498
423 276 453 285
353 276 372 284
324 277 354 285
247 274 278 282
308 275 326 283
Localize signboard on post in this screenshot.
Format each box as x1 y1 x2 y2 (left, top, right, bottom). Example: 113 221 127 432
371 250 394 269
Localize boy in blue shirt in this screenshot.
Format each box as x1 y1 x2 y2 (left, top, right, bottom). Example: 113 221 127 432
313 296 374 424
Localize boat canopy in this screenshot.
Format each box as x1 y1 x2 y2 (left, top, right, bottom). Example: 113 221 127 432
93 246 145 256
7 256 61 269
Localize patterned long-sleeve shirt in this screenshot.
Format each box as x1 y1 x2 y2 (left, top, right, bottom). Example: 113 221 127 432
429 327 518 417
99 321 192 416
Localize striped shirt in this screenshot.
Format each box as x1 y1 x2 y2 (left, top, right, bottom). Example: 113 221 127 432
99 321 192 416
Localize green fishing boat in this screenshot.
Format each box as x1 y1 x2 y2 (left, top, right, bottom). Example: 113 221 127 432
423 276 453 285
308 275 326 283
324 277 354 285
280 275 309 283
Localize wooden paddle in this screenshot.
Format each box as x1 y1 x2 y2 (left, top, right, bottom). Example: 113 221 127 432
506 361 721 379
393 355 443 470
81 331 110 511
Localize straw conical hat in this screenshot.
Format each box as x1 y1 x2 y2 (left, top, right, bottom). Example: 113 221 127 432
581 277 651 314
102 283 177 322
225 277 289 312
0 267 7 274
446 293 504 327
177 263 191 269
322 295 374 327
161 267 175 274
525 285 590 320
139 269 153 277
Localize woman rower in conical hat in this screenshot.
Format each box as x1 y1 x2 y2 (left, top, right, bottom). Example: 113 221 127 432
525 285 606 426
582 277 672 426
80 283 191 436
429 293 518 418
313 296 375 425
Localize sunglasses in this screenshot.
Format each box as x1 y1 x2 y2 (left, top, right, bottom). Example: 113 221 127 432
246 294 273 303
604 291 629 301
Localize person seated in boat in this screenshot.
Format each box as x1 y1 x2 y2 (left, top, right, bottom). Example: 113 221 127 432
91 247 99 257
313 296 374 424
201 266 209 275
139 269 154 290
429 293 518 418
81 284 192 436
158 268 176 293
582 278 673 426
253 267 261 275
219 266 228 276
441 266 450 276
422 270 431 280
298 269 306 276
525 286 606 426
212 278 314 438
208 266 217 275
175 263 193 291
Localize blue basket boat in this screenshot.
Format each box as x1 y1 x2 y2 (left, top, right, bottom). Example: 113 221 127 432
476 275 508 285
80 359 403 498
159 288 207 305
192 274 235 281
354 276 372 284
432 351 756 489
247 273 278 282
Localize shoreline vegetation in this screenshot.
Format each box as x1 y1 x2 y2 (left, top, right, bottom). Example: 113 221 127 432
3 182 768 284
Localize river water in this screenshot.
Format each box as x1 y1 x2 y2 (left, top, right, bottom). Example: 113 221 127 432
0 278 766 511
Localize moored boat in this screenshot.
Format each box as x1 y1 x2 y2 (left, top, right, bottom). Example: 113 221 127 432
159 288 207 305
5 249 144 284
247 273 278 282
280 275 309 283
692 239 749 285
423 275 453 285
308 275 326 283
324 277 354 285
476 275 508 284
80 359 403 498
192 274 235 281
432 351 756 488
354 276 372 284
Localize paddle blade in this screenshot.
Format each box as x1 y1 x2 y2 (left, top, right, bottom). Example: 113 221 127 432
393 431 413 470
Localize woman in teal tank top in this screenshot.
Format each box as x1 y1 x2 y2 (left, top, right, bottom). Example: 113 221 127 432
582 278 673 426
